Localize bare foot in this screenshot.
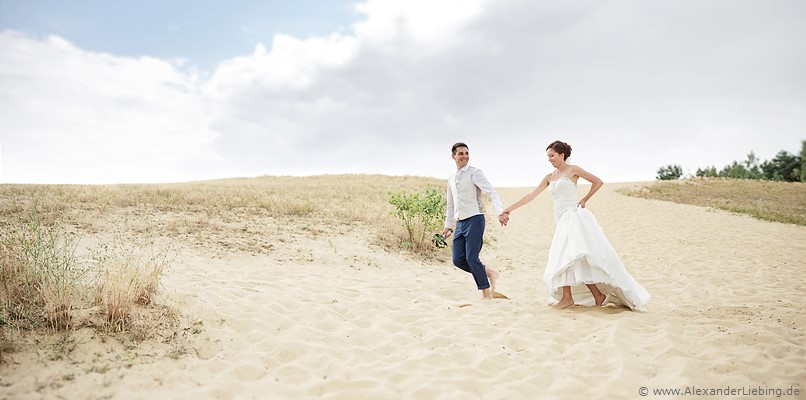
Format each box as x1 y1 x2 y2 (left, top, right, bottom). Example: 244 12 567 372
554 298 574 309
487 269 499 293
492 291 510 300
595 293 607 307
482 288 493 299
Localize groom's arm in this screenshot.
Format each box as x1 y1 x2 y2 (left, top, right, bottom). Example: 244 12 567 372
472 168 505 215
444 180 456 231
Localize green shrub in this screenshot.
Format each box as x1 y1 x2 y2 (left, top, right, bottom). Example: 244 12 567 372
388 188 446 252
696 166 718 178
656 164 683 180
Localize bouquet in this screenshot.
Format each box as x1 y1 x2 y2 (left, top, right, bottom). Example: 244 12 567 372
431 233 447 249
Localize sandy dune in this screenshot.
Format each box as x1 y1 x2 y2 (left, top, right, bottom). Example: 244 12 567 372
2 182 804 399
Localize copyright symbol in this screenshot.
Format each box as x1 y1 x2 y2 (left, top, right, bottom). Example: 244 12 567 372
639 387 648 396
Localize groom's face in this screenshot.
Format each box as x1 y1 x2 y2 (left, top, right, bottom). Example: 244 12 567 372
452 146 469 169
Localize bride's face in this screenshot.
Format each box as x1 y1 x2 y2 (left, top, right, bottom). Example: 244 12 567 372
546 148 564 168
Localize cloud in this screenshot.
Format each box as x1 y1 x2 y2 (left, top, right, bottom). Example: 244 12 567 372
0 31 219 183
199 0 493 178
353 0 485 46
1 0 804 185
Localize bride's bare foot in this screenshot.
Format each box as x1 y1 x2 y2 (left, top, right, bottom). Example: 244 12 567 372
594 292 607 307
554 298 574 309
487 269 499 293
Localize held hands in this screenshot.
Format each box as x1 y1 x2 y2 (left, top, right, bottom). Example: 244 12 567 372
498 211 510 226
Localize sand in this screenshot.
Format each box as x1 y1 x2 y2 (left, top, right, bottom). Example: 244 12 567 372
2 182 804 399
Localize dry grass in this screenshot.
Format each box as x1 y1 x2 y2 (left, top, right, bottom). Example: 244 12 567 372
0 174 450 365
0 203 172 333
0 206 86 331
0 174 448 256
0 174 447 317
0 174 445 222
621 178 806 226
91 235 172 331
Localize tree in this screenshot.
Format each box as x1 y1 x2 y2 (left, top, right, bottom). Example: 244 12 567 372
695 166 718 178
656 164 682 180
760 150 800 182
801 140 806 183
719 161 751 179
719 152 763 180
689 142 806 182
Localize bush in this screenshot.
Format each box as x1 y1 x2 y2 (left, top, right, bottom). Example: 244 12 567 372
0 204 171 333
656 164 683 180
388 188 446 252
696 166 718 178
0 206 87 330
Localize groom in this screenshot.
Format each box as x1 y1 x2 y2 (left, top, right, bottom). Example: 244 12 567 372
443 142 509 299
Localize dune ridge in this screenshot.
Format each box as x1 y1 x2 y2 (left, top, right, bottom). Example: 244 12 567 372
1 179 804 399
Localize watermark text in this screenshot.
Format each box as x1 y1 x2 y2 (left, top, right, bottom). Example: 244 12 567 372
639 384 800 397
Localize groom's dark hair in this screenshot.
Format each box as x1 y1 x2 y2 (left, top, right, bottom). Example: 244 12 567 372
451 142 468 154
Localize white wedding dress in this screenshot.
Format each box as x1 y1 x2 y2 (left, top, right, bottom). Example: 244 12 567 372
544 177 650 311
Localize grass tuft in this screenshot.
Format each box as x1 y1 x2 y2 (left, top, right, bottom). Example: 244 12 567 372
91 235 171 331
0 205 86 331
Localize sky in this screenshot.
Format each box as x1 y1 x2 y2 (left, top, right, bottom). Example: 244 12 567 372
1 0 804 186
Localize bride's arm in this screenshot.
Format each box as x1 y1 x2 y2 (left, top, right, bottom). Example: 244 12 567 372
573 165 603 207
504 174 551 214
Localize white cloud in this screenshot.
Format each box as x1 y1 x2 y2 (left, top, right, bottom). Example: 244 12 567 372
354 0 485 46
207 33 358 96
0 32 218 183
1 0 804 185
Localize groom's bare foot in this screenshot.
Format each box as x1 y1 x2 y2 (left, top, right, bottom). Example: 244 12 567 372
482 288 493 299
487 269 499 293
554 298 574 309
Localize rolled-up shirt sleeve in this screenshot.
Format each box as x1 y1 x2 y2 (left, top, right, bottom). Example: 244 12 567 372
472 169 505 215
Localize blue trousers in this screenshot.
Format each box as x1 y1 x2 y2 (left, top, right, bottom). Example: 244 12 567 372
452 214 490 290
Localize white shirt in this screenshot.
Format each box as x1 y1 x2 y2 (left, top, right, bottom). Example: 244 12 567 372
444 165 505 228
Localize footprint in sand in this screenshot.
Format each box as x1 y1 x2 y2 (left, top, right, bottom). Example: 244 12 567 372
456 292 510 307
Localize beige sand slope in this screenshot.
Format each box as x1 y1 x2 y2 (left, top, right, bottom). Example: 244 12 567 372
2 182 804 399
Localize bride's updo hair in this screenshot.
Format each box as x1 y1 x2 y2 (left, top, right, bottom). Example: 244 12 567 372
546 140 572 160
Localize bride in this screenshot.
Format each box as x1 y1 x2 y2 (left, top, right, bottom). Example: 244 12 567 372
500 140 650 311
